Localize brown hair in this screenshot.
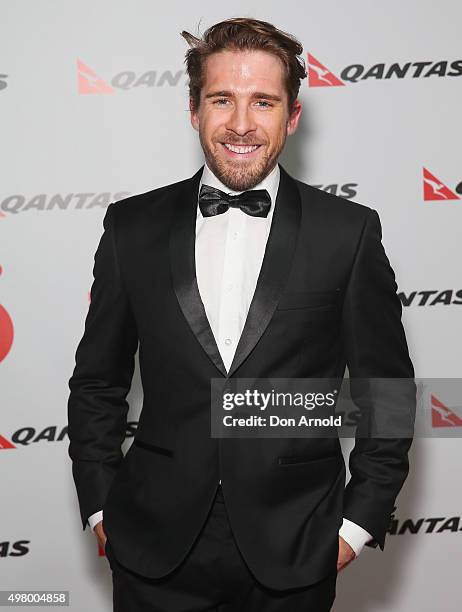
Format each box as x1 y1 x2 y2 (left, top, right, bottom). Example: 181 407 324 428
180 17 307 114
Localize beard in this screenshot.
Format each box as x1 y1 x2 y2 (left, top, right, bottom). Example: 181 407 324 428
199 132 284 192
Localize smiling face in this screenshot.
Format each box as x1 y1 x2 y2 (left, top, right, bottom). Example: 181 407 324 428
190 49 302 191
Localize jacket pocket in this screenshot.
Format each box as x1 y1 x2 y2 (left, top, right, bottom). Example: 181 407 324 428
132 437 173 457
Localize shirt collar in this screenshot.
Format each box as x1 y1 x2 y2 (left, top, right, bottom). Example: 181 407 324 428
198 160 280 220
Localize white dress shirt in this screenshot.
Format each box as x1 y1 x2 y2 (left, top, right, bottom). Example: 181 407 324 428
88 160 374 556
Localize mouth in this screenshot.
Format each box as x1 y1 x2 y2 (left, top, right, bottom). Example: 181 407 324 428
220 142 263 158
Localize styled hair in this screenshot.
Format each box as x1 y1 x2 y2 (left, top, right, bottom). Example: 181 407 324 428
180 17 307 114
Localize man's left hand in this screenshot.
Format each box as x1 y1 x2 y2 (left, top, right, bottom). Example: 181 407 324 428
337 536 356 571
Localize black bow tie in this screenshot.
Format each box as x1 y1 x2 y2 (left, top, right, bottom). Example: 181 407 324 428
198 184 271 218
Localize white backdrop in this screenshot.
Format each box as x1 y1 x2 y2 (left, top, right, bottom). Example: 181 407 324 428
1 1 461 610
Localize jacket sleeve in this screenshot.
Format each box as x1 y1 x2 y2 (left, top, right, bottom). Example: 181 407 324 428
67 202 138 530
341 208 416 551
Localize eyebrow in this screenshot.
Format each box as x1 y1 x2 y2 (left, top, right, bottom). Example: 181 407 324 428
204 90 283 102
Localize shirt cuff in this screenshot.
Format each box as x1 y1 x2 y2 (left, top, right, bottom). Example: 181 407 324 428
339 517 374 557
87 510 103 531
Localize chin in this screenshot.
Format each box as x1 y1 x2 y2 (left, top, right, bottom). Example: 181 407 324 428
209 154 272 191
220 167 264 191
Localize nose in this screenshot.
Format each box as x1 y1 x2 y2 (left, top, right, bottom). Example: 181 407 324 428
225 101 257 137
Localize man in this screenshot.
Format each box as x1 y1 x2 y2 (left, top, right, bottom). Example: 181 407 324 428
68 17 415 611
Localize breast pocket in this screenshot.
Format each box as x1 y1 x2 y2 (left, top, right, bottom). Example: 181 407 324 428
276 288 341 311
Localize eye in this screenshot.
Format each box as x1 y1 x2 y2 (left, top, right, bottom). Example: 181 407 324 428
212 98 273 107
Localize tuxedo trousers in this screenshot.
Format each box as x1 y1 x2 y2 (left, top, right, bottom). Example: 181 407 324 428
105 486 337 611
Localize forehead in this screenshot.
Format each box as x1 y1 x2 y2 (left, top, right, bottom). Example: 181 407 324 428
202 49 285 93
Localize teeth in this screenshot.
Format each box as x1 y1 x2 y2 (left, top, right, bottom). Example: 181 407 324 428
224 144 260 154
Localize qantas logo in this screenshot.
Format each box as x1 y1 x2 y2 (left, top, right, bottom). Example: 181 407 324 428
310 182 358 199
423 168 461 201
77 59 185 94
0 426 68 448
0 434 15 449
431 394 462 427
307 54 462 87
78 60 113 94
388 507 462 536
307 54 345 87
0 541 30 558
0 422 138 450
0 191 130 217
399 289 462 307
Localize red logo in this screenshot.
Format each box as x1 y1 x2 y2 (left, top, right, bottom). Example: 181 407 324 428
431 394 462 427
423 168 459 201
307 54 344 87
77 60 114 95
0 435 16 450
0 265 14 362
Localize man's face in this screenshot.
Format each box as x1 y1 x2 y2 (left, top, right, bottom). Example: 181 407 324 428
190 49 302 191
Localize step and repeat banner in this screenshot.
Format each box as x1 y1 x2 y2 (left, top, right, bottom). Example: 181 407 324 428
1 2 460 611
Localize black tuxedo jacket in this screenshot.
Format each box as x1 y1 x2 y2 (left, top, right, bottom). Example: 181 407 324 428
67 163 415 589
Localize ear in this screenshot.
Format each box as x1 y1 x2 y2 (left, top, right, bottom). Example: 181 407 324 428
190 97 199 131
286 98 302 136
